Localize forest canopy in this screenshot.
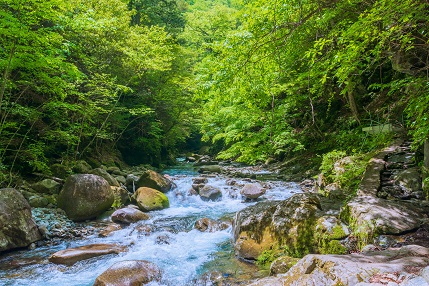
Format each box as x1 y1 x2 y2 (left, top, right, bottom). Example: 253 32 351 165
0 0 428 183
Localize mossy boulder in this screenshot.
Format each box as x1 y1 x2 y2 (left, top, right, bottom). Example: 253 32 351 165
72 160 92 174
136 170 172 193
0 188 42 252
89 168 120 187
31 179 62 195
57 174 114 221
314 216 349 254
340 195 424 248
233 193 322 260
132 187 169 212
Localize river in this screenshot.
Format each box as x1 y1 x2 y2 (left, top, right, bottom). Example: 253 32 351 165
0 161 300 285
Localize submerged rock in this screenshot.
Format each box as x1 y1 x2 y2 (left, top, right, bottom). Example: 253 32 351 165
57 174 114 221
49 243 127 265
194 218 230 232
98 223 122 237
132 187 169 211
93 260 162 286
136 170 173 193
0 188 42 252
111 207 149 224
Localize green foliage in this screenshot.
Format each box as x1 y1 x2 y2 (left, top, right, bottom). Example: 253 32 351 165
256 249 276 267
319 150 368 193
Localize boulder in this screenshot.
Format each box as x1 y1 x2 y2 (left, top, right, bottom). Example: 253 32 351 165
0 188 42 252
194 218 230 232
199 185 222 201
240 183 266 199
233 193 321 260
89 168 120 187
341 196 423 236
270 256 300 275
111 207 149 224
249 245 429 286
192 177 208 184
132 187 169 212
50 163 70 179
94 260 162 286
31 179 62 195
136 170 172 193
125 174 139 193
111 186 130 206
115 175 126 185
357 158 385 196
198 165 222 174
28 195 50 208
394 167 422 193
72 160 92 173
57 174 114 221
49 243 127 265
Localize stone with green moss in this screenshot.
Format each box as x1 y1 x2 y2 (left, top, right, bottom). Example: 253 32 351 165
132 187 169 212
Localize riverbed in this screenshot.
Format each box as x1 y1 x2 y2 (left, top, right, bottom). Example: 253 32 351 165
0 162 301 285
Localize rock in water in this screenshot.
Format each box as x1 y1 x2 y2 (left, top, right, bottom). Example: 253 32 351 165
0 188 42 252
240 183 266 199
233 193 321 260
57 174 114 221
94 260 162 286
111 207 149 224
199 185 222 201
132 187 169 211
49 243 127 265
136 170 173 193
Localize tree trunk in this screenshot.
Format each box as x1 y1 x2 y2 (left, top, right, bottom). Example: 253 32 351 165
347 89 360 124
424 139 429 169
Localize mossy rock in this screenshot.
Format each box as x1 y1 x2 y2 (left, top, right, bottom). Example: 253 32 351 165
132 187 169 212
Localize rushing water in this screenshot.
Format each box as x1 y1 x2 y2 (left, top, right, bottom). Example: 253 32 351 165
0 161 301 286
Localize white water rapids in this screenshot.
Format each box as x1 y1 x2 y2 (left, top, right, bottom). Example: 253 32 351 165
0 162 301 285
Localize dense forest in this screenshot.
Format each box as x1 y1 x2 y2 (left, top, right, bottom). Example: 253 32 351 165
1 0 428 186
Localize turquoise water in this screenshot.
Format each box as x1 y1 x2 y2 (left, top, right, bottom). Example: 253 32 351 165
0 163 300 285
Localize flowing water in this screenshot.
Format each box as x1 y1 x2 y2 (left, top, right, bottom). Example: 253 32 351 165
0 161 301 286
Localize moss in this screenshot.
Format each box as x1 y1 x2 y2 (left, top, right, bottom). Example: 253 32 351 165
319 240 347 255
256 249 276 267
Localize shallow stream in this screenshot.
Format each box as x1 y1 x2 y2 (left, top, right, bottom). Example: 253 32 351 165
0 161 300 285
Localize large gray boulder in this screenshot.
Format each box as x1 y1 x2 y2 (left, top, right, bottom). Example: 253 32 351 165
248 245 429 286
0 188 42 252
341 195 423 235
136 170 172 193
94 260 162 286
57 174 114 221
233 193 322 260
